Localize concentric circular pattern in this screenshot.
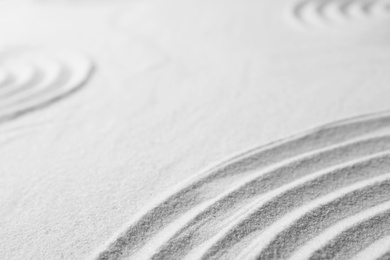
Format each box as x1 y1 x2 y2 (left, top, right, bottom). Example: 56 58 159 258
287 0 390 30
0 47 93 123
93 111 390 260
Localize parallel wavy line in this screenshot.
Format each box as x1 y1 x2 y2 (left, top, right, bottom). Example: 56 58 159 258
0 47 93 123
93 111 390 260
287 0 390 30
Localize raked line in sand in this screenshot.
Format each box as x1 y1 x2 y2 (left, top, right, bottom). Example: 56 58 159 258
353 236 390 260
286 0 390 30
0 47 94 124
90 110 390 259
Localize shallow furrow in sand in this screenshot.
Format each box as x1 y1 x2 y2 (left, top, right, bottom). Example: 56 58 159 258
1 58 68 108
0 64 40 98
94 111 390 260
353 236 390 260
194 153 390 259
288 0 390 30
147 137 390 259
376 251 390 260
0 47 93 124
240 175 390 259
292 212 390 260
308 207 390 259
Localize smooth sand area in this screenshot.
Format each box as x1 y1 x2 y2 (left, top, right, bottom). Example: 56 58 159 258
1 0 390 259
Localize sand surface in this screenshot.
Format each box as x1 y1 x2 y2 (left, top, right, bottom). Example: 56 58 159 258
1 0 390 259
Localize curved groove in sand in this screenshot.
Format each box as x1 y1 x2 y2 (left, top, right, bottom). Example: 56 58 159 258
0 47 94 123
94 111 390 260
376 250 390 260
309 207 390 259
287 0 390 30
353 236 390 260
0 65 39 98
199 153 390 260
241 175 390 259
151 143 390 259
291 204 390 260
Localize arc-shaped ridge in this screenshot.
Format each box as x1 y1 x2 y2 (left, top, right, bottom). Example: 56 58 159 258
242 175 390 259
199 153 390 260
294 221 390 260
309 207 390 259
287 0 390 30
0 47 94 124
93 110 390 260
149 138 390 259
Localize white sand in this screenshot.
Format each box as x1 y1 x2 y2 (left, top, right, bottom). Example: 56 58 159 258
1 0 390 259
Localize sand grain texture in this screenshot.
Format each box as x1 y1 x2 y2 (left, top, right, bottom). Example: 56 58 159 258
93 111 390 260
0 47 93 124
288 0 390 30
1 0 390 259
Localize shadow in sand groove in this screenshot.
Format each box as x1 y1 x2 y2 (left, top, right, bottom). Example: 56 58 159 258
287 0 390 30
91 110 390 259
0 47 94 125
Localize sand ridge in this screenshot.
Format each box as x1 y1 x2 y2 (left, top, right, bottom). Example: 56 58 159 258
2 0 390 259
287 0 390 30
90 110 390 259
0 47 94 124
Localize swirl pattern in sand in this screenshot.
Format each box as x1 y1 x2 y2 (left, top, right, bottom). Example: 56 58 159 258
93 110 390 259
287 0 390 29
0 47 93 123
